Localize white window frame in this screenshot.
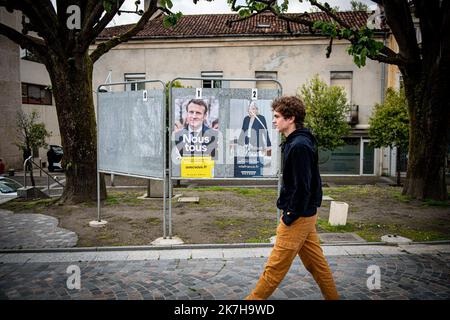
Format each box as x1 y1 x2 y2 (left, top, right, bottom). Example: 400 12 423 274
201 71 223 88
330 71 353 103
124 73 146 91
255 71 278 89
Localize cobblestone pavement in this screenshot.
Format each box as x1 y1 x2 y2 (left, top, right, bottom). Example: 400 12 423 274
0 210 78 249
0 244 449 300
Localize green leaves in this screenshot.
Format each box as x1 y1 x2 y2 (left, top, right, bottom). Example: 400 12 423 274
350 0 368 12
163 12 182 27
313 20 336 34
160 0 183 28
253 2 267 11
15 110 52 152
227 0 279 16
103 0 116 13
238 8 251 17
313 21 384 67
280 0 290 13
347 27 384 67
298 75 350 151
368 88 409 149
160 0 173 9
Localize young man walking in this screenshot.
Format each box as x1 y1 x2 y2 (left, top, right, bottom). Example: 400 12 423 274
245 96 339 300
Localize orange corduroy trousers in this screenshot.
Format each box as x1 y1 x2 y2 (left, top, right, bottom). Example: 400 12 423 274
245 214 339 300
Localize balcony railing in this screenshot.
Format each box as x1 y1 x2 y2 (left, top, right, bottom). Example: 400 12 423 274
23 156 65 196
346 104 359 125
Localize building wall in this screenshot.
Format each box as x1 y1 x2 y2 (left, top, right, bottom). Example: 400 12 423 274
92 36 385 175
386 35 401 89
11 32 387 175
0 8 21 170
0 9 60 170
93 37 383 127
382 34 403 177
20 59 60 165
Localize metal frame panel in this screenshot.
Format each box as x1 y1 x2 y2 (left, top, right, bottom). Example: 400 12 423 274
94 77 284 241
96 80 167 237
167 77 283 238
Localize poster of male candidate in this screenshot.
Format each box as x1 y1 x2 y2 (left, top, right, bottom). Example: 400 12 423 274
228 99 278 177
172 97 219 178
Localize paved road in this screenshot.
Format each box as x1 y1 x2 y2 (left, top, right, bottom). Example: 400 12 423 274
0 244 449 300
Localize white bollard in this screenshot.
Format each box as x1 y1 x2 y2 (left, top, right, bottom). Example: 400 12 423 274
328 201 349 226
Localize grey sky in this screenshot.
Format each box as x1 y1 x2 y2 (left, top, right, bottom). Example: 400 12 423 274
109 0 377 26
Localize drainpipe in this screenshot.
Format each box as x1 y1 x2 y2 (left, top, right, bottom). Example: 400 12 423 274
380 33 387 103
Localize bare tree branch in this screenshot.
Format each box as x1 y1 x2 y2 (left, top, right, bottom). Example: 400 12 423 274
382 0 420 64
227 0 405 67
0 0 14 12
0 22 47 58
78 1 125 53
81 1 106 35
90 0 159 63
309 0 351 29
226 10 269 28
20 0 60 45
156 5 172 16
79 0 127 53
368 51 405 65
275 12 316 28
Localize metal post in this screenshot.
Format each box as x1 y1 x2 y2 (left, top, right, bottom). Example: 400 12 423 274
162 171 167 239
47 174 50 195
39 158 42 177
23 156 32 188
96 86 101 223
162 84 168 239
169 169 173 238
97 171 101 222
168 81 173 239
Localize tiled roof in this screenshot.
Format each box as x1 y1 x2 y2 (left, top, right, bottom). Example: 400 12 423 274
98 11 383 40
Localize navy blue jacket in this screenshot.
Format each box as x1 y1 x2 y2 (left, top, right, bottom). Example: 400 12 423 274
277 128 322 225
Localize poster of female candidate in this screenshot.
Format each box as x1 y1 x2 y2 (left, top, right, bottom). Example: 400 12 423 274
228 99 278 177
172 97 219 178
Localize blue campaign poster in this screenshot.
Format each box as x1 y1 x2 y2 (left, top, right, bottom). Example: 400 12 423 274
234 156 264 177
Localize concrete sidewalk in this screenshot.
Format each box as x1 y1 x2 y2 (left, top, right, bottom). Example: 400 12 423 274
1 243 449 300
1 242 449 262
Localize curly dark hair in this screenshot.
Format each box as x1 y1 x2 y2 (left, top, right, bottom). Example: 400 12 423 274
271 96 306 128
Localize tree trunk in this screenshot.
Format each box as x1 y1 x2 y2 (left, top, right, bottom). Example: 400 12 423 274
402 66 449 201
45 53 106 203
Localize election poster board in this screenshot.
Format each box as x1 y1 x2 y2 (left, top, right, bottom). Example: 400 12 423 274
172 96 219 178
228 99 276 178
170 88 279 179
98 89 165 179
